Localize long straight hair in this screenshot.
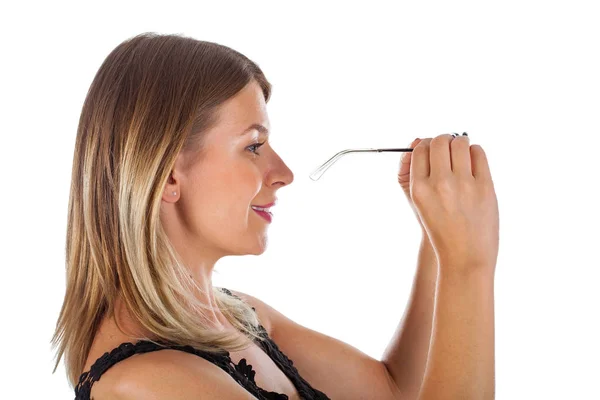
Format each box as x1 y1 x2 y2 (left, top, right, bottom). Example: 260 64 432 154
51 32 272 388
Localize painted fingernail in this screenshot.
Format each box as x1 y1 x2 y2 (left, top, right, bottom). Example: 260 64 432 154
462 132 468 136
452 133 458 138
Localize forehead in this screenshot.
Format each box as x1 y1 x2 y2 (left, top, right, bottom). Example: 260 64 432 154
218 81 270 135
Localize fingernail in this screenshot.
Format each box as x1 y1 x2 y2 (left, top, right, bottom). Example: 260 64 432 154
462 132 468 136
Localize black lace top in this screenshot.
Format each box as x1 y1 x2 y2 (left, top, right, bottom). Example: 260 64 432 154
74 287 330 400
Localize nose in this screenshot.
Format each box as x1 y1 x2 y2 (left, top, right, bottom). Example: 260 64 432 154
276 162 294 187
269 154 294 188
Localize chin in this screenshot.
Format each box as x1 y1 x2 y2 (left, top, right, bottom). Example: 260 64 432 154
250 245 267 255
251 239 269 255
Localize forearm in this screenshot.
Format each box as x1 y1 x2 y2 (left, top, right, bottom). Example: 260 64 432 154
382 236 438 399
418 267 496 400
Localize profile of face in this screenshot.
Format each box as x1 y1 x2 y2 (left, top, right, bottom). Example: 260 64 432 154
160 80 294 266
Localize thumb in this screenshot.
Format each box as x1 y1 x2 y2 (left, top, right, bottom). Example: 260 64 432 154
401 138 421 163
399 138 422 188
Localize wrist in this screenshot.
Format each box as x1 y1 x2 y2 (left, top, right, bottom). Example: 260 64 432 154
438 260 496 282
420 230 432 245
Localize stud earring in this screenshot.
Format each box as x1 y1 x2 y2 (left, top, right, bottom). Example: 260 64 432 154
172 191 177 196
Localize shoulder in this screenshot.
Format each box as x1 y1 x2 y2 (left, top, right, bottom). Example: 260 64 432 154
93 349 254 399
223 288 273 335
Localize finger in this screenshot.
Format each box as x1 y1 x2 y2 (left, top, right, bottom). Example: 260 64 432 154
411 137 432 180
398 138 421 185
471 144 493 182
430 133 454 179
451 133 472 178
400 138 421 167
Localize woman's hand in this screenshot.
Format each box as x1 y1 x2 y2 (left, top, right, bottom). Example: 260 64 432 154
398 138 426 234
408 133 499 274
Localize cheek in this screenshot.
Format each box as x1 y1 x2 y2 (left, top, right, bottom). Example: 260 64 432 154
189 162 261 211
222 157 264 189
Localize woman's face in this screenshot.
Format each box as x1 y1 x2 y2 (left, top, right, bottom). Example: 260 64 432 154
161 80 294 263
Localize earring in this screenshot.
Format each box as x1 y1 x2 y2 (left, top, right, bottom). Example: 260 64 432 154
172 191 177 196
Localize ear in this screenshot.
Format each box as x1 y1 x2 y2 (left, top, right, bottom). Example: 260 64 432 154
162 169 180 203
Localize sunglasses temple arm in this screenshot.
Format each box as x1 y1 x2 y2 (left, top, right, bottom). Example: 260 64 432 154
309 148 413 181
309 149 371 181
376 148 414 153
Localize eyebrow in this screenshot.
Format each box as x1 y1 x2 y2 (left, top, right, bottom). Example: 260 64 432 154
239 123 270 136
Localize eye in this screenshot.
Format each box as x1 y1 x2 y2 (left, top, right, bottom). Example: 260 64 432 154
247 141 266 156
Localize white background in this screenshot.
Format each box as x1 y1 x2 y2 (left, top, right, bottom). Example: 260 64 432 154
1 0 599 398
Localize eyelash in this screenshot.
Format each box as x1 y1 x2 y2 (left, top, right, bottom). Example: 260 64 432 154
247 141 266 156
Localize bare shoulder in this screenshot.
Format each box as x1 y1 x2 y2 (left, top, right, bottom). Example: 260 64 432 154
226 288 273 335
94 349 257 400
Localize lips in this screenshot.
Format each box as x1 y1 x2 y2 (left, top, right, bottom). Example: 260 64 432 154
252 207 273 223
251 200 277 208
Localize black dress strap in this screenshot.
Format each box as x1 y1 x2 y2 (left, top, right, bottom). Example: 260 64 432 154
74 339 290 400
74 287 330 400
221 288 330 400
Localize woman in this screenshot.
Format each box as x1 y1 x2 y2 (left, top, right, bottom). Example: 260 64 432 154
51 32 499 400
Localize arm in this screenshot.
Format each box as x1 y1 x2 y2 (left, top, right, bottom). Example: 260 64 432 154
231 291 402 400
418 266 496 399
381 234 438 399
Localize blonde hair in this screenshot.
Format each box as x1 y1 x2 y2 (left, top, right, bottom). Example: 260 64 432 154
50 32 272 388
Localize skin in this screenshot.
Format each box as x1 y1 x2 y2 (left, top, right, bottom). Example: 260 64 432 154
112 79 294 334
